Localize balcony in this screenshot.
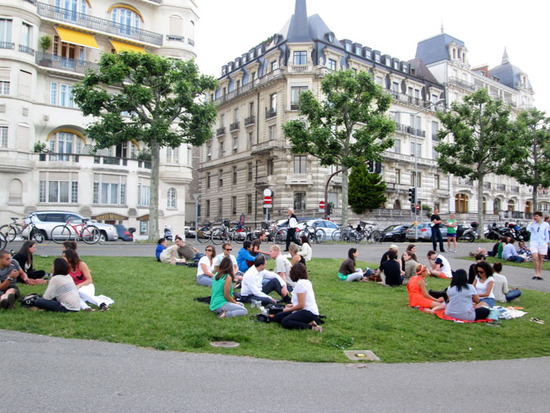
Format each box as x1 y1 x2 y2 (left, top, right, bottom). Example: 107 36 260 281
266 108 277 119
244 115 255 126
37 152 151 170
35 51 99 74
19 45 35 56
216 127 226 137
0 42 15 50
213 69 284 106
229 121 240 132
447 76 476 91
37 2 163 46
251 140 288 156
496 184 506 191
285 173 313 185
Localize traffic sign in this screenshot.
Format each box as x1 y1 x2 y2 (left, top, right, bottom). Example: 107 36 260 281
264 196 272 205
319 200 325 209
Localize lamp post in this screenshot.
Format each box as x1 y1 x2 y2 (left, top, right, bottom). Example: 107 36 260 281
192 193 200 229
406 99 446 239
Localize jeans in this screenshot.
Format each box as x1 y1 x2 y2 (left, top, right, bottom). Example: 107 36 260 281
215 302 248 318
196 274 213 287
431 228 444 251
33 297 75 312
506 289 522 301
273 309 319 329
507 256 525 263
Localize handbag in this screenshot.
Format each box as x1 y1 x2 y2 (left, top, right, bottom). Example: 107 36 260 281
21 293 40 308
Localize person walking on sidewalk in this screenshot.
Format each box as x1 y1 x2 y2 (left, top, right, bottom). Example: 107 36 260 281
527 211 549 280
430 208 445 252
285 208 299 252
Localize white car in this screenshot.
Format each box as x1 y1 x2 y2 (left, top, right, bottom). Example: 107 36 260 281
296 219 339 242
23 211 118 242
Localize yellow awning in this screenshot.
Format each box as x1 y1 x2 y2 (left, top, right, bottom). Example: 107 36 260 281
55 26 98 49
110 40 146 54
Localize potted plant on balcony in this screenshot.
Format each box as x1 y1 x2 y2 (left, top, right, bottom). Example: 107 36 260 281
34 141 49 161
39 35 52 66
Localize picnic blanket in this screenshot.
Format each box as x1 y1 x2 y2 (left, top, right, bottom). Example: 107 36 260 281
415 307 492 323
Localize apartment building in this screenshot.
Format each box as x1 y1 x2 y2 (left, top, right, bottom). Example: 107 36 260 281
0 0 198 238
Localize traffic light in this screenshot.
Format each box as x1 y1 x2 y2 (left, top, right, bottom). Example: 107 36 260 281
408 187 416 203
367 160 374 173
327 203 332 216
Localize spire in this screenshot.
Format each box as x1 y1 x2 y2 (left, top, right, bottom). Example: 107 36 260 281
287 0 311 42
502 47 510 64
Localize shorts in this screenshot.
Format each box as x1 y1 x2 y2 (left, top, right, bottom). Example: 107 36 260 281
0 286 20 299
530 244 548 256
447 233 457 238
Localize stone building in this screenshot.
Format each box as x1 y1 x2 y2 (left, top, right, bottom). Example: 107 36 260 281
0 0 199 238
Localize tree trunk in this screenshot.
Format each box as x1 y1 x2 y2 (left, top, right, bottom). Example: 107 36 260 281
477 177 484 239
149 140 160 241
341 166 349 226
533 184 538 213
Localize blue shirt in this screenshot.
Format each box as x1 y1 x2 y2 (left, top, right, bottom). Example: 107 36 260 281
527 221 550 246
236 247 256 273
155 244 166 260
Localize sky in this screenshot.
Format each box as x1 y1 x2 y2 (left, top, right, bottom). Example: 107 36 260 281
194 0 550 114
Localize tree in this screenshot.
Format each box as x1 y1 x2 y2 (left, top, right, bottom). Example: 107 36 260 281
348 163 387 214
73 52 217 240
435 88 520 235
509 108 550 212
283 70 395 225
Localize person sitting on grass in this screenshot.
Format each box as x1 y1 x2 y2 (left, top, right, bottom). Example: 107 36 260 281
427 250 453 279
517 241 532 262
269 245 293 289
402 250 420 283
0 249 45 310
407 264 446 313
273 263 322 332
63 249 111 312
502 238 525 263
375 249 404 287
289 242 306 268
177 238 204 264
213 242 242 281
156 238 167 262
209 257 247 319
492 262 521 303
468 253 486 284
298 235 313 261
240 255 289 306
472 261 495 308
237 241 257 273
13 240 47 280
159 236 186 265
445 269 490 321
197 245 216 287
338 248 365 282
31 258 80 313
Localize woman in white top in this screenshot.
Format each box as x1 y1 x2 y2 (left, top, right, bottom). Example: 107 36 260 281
197 245 216 286
31 258 80 312
473 261 495 307
273 263 322 332
298 235 312 261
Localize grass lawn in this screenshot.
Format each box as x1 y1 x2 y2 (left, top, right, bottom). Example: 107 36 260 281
2 256 549 363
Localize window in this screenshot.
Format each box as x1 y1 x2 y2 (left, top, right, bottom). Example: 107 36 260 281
271 60 278 71
291 86 308 109
166 147 179 164
327 59 336 71
206 172 211 189
219 139 225 156
218 169 223 187
234 108 239 122
21 22 32 48
293 51 307 65
267 159 274 176
232 166 237 185
269 125 277 141
93 175 126 205
233 136 238 153
218 197 223 217
232 196 237 215
206 144 211 160
410 142 421 158
206 200 210 218
55 0 88 20
0 126 8 147
137 183 150 207
111 7 141 35
455 194 468 213
48 132 82 161
435 175 440 189
375 76 383 86
167 188 176 209
395 169 401 184
0 19 13 46
294 155 307 174
411 172 422 187
294 192 306 211
394 139 401 154
432 121 439 139
39 172 78 204
0 81 9 95
247 194 252 214
248 132 253 149
247 163 253 181
50 82 74 107
270 93 277 113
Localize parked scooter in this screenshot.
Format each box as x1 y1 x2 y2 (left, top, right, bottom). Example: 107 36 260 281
457 222 477 242
164 225 173 241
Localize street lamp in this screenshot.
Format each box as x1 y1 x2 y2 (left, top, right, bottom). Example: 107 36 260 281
192 193 200 229
403 99 446 239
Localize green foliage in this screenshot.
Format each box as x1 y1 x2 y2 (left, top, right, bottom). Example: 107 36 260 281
39 35 51 53
283 70 395 224
348 163 387 214
509 108 550 211
3 256 548 364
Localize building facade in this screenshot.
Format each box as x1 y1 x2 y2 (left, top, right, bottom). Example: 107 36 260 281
199 0 541 226
0 0 199 238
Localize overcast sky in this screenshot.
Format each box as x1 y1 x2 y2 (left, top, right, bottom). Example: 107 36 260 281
195 0 550 114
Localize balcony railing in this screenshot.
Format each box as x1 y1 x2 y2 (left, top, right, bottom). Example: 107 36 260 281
266 108 277 119
213 69 284 106
19 45 35 55
0 42 15 50
37 2 163 46
36 51 100 74
244 115 255 126
229 121 240 131
38 152 150 169
447 76 476 91
216 127 226 137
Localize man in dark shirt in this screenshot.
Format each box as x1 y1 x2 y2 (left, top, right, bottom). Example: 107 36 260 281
379 250 403 287
430 208 445 252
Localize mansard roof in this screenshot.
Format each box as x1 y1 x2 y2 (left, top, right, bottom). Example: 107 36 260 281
415 33 465 65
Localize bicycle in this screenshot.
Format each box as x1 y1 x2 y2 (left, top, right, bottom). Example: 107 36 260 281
210 219 231 245
0 216 45 243
300 222 326 244
51 219 101 244
0 232 6 250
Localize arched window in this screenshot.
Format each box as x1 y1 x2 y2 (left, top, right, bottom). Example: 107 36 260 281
508 199 515 212
9 179 22 204
167 188 176 209
110 7 142 35
47 131 84 161
494 198 501 214
455 194 468 213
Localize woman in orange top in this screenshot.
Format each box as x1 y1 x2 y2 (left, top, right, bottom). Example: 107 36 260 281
407 264 446 313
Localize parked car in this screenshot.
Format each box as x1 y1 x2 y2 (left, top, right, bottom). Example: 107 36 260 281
185 226 197 238
115 224 134 242
406 223 447 242
22 211 118 242
296 219 339 240
379 224 410 242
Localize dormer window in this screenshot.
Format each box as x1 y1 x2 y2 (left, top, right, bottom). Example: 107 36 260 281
345 43 352 52
249 50 254 59
326 32 334 43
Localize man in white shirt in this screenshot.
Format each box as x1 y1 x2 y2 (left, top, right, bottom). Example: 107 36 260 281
269 245 294 289
241 255 290 305
427 250 452 279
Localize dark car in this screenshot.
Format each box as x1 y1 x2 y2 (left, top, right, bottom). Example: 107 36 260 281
115 224 135 241
379 224 410 242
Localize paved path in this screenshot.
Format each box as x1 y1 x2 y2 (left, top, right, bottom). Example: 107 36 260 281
2 329 550 412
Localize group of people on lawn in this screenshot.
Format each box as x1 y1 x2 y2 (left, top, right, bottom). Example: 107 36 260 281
0 240 111 313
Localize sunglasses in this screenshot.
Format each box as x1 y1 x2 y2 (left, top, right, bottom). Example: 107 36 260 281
225 248 232 251
477 270 485 274
205 249 212 252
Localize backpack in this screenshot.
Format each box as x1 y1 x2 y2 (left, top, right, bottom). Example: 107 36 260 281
21 293 40 308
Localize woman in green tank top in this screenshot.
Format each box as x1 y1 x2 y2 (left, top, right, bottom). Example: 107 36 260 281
446 213 457 253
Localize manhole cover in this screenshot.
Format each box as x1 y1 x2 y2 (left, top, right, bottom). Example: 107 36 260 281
344 350 380 361
210 341 240 348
